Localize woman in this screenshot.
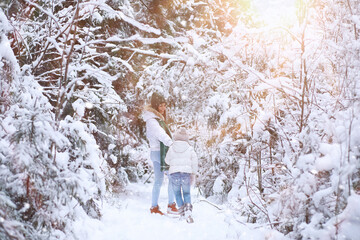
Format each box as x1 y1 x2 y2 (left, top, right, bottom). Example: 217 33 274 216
142 92 178 215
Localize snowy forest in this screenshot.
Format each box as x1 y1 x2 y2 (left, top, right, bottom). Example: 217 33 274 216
0 0 359 239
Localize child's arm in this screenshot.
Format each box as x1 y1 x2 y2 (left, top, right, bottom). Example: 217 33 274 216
190 148 198 186
165 147 173 165
191 148 198 174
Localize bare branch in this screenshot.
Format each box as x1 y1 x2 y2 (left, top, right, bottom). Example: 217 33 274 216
23 0 61 29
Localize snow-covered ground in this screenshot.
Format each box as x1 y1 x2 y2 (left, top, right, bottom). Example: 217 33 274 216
73 176 360 240
74 180 231 240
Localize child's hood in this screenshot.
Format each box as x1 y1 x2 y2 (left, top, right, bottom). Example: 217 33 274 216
172 141 191 153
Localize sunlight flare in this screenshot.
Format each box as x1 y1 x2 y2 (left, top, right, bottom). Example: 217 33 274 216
253 0 298 27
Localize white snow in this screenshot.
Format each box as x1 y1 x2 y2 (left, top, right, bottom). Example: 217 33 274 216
315 143 341 171
0 10 19 74
92 12 104 23
213 173 227 194
71 180 290 240
55 151 70 169
74 182 231 240
73 99 86 118
336 194 360 240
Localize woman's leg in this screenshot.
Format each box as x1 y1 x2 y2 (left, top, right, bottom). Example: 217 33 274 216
151 152 164 207
166 172 176 204
170 173 184 207
181 173 192 204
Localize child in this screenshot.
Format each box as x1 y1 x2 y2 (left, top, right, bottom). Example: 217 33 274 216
165 128 198 223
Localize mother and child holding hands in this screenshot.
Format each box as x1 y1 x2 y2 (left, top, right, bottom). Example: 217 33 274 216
142 92 198 223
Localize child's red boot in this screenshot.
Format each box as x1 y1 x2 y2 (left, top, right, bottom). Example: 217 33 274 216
167 202 179 215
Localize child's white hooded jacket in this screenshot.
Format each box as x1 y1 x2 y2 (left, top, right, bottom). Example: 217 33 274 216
165 140 198 174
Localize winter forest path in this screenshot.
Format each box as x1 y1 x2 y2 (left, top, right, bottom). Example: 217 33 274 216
78 180 230 240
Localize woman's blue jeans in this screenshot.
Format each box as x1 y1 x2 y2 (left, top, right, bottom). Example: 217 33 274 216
170 172 191 207
150 151 175 207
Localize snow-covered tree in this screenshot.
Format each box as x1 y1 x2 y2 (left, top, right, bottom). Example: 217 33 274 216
1 0 360 239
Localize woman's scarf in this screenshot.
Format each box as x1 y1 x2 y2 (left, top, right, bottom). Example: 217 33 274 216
156 119 172 172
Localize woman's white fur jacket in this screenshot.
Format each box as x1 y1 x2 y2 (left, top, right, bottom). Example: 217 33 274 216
165 140 198 175
142 105 173 152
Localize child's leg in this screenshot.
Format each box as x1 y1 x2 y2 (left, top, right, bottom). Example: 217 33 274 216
170 172 184 207
181 173 193 222
181 173 192 204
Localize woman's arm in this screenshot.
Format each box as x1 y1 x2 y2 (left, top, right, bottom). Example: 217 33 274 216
147 118 173 146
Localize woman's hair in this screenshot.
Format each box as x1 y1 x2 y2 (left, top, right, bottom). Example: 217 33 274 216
151 92 167 120
151 92 166 110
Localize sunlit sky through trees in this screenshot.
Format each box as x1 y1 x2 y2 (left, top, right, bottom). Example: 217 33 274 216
252 0 298 27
